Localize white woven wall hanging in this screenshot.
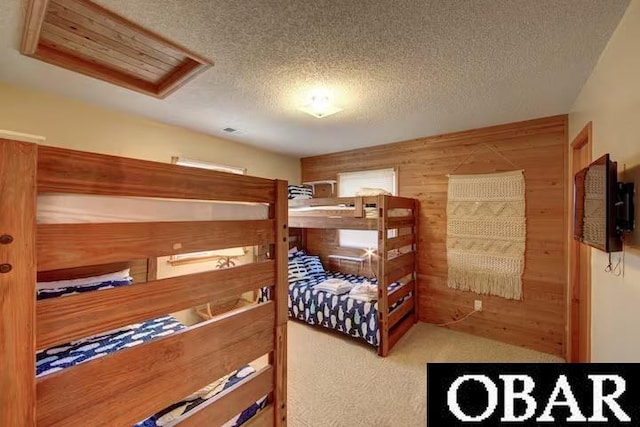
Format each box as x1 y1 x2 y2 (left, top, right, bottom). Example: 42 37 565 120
446 170 526 300
583 164 606 247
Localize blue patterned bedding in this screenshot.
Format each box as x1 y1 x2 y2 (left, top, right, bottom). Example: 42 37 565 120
37 315 266 426
264 271 408 347
37 278 133 300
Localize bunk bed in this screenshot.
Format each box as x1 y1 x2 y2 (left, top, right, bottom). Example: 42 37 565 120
287 195 419 356
0 139 288 426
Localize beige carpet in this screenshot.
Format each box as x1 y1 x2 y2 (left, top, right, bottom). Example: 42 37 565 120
287 321 562 427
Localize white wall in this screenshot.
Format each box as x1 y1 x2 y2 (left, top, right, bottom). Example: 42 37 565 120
569 0 640 361
0 82 300 183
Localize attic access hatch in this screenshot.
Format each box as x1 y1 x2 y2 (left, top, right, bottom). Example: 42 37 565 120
21 0 213 98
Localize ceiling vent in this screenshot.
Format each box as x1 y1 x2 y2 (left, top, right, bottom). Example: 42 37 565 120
222 127 238 133
21 0 213 98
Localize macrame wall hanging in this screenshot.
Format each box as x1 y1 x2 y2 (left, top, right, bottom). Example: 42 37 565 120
446 146 526 300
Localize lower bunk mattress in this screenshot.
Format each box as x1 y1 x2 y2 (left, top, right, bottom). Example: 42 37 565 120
37 314 266 427
282 271 408 347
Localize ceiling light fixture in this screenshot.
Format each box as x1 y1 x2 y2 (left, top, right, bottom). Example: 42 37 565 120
298 96 343 119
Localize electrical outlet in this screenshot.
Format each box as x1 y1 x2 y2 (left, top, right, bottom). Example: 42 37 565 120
474 300 483 312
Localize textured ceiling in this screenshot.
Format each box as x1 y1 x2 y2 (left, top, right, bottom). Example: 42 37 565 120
0 0 630 157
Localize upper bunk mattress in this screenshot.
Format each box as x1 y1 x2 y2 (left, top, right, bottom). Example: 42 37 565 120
288 205 411 218
37 194 269 224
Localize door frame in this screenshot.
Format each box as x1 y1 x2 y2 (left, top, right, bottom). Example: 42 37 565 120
567 122 592 362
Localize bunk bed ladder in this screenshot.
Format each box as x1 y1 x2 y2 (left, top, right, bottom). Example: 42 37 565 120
379 195 419 357
377 195 390 356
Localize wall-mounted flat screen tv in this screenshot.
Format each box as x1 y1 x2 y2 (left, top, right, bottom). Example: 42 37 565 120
573 154 623 253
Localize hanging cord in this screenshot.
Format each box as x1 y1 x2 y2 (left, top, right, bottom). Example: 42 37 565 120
435 309 480 327
612 252 623 277
605 253 613 273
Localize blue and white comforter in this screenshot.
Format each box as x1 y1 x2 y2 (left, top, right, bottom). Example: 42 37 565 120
37 278 133 300
37 315 266 426
265 271 408 347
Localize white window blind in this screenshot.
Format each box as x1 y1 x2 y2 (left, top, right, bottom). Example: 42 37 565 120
338 168 397 249
173 157 246 175
171 157 246 262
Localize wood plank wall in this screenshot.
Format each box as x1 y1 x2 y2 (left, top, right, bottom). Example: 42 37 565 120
300 115 568 356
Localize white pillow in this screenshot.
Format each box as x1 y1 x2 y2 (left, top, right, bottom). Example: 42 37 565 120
288 246 299 255
36 269 131 290
355 187 392 196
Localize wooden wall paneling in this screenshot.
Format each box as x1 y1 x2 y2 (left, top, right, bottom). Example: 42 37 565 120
300 115 568 356
0 139 37 426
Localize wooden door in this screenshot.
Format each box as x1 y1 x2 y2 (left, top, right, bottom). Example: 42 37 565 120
568 122 592 362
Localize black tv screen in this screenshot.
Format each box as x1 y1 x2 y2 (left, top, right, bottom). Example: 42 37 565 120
573 154 622 253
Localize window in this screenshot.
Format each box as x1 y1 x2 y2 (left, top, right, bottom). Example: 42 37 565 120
338 168 397 249
172 157 246 175
170 157 246 264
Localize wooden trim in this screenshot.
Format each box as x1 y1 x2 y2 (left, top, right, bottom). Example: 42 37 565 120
37 145 275 202
388 296 414 328
273 180 288 426
37 302 275 426
37 261 275 349
568 122 592 362
21 0 212 98
168 366 273 427
21 0 49 54
571 121 592 150
157 61 210 98
37 219 274 271
0 139 37 426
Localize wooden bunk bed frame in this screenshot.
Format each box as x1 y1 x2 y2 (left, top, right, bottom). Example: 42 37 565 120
0 139 288 427
289 195 418 356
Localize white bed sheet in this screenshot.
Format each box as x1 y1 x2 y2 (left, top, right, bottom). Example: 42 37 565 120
288 205 411 217
37 194 269 224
